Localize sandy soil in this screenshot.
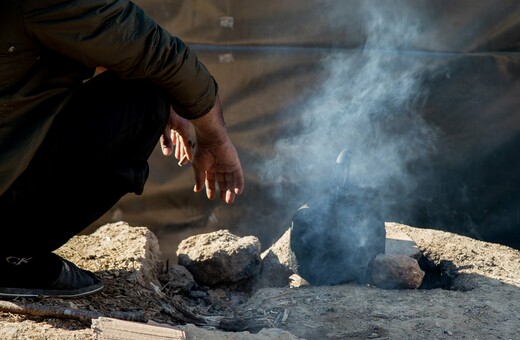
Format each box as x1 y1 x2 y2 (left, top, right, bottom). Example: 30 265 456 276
1 222 519 339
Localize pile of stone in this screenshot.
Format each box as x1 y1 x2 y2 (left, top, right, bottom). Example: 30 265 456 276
171 225 427 295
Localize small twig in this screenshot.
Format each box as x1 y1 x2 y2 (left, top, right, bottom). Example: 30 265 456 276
260 291 293 305
0 300 146 325
281 308 289 325
159 296 270 332
177 155 188 166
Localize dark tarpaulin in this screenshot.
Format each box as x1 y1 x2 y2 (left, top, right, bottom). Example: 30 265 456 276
89 0 520 260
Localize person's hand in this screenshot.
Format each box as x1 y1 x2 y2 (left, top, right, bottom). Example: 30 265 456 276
192 136 244 204
190 96 244 204
160 107 194 166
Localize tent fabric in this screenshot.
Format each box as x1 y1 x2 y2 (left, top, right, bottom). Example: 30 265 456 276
139 0 520 52
89 1 520 260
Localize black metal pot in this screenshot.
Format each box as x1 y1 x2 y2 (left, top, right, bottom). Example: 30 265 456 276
290 150 386 285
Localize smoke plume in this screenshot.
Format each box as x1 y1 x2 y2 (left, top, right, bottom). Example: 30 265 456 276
259 1 440 221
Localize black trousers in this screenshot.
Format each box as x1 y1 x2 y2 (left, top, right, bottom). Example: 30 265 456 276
0 72 169 255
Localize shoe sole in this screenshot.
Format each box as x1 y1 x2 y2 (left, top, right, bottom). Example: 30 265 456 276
0 283 104 299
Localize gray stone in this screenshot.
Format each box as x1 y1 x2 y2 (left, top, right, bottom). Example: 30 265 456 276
253 228 297 290
158 264 196 294
385 224 422 259
176 229 261 286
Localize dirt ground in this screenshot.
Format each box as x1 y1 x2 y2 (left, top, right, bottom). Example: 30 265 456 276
1 222 519 339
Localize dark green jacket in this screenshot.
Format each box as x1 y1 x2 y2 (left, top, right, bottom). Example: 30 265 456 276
0 0 217 196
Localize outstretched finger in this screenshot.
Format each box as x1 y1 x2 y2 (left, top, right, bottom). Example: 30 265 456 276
232 169 245 195
193 165 205 193
205 172 216 200
225 188 236 204
216 173 227 203
221 173 241 204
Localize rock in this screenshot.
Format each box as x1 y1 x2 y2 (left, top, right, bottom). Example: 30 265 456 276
55 221 163 288
158 264 196 294
385 228 422 259
289 274 310 288
176 229 261 286
369 254 425 289
253 228 297 290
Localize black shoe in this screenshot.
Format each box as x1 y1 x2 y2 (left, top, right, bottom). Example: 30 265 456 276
0 253 103 298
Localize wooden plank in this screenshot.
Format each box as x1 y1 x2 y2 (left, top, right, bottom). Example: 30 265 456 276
92 317 186 340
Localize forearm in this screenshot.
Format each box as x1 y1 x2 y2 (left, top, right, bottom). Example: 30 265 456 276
190 96 229 146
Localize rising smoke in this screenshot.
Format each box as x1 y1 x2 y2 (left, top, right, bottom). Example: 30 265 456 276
258 1 441 222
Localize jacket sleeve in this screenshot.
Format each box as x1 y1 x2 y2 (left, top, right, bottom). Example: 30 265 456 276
22 0 217 119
